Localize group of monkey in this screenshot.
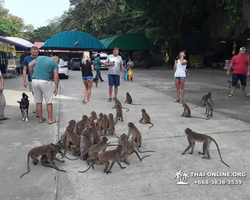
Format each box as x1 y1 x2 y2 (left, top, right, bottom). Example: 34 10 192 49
20 91 231 178
20 92 156 178
181 92 230 168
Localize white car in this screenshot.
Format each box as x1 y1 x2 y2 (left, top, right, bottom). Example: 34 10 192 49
58 59 69 79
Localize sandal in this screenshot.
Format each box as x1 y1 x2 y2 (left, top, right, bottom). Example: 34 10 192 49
82 99 86 103
48 119 59 125
108 98 112 102
243 93 250 97
39 118 47 123
174 99 180 103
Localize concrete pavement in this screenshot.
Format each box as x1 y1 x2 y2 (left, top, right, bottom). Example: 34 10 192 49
0 68 249 200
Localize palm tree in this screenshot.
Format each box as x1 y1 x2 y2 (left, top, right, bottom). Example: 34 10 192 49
174 170 184 182
183 173 190 182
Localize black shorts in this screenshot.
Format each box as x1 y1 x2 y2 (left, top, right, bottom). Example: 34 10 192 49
232 74 247 86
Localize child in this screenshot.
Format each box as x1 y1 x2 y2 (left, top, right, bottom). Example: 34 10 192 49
124 65 129 81
128 67 133 81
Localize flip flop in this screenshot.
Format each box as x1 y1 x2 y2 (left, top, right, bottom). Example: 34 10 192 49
174 99 180 103
39 118 47 123
82 100 86 103
0 117 10 120
32 110 37 113
48 119 59 125
108 98 112 102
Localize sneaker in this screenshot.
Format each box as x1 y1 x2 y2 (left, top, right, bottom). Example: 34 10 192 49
243 93 250 97
228 94 234 98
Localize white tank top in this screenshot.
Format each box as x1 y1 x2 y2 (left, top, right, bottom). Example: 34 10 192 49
174 59 187 77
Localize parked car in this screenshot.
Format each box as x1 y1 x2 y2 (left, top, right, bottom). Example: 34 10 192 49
58 59 68 79
68 58 81 70
91 53 108 69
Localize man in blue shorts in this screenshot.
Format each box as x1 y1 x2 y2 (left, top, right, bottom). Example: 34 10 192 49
105 47 124 102
22 46 39 115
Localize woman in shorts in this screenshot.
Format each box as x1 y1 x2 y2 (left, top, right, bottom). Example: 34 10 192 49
174 51 188 103
80 51 94 103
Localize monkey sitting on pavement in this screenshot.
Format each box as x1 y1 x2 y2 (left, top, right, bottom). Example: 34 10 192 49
182 103 210 120
139 109 154 129
181 128 230 168
124 92 141 105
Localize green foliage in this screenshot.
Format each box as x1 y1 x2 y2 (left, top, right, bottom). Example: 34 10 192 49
0 17 18 36
28 25 59 42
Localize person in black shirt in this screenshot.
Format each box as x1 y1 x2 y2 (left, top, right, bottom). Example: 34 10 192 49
80 52 94 103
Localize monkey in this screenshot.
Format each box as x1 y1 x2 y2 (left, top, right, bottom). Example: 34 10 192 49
59 120 76 150
118 133 151 165
62 121 80 158
227 80 240 88
95 112 103 128
205 102 213 119
81 137 109 164
127 122 142 148
20 143 62 178
107 113 120 138
79 129 94 160
89 122 101 144
182 103 210 120
74 115 90 135
112 97 129 112
40 143 66 172
98 114 109 136
139 109 154 129
79 145 126 174
93 77 99 88
196 92 213 108
114 103 123 125
124 92 142 105
181 128 230 168
89 111 98 122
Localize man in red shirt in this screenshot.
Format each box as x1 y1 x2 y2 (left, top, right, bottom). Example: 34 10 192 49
227 47 250 97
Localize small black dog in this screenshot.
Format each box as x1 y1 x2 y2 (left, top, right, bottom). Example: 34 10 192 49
93 77 99 88
17 93 29 122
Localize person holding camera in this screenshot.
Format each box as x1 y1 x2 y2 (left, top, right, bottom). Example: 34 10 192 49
173 51 188 103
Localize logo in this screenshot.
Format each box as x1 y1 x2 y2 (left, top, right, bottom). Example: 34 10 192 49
174 170 190 185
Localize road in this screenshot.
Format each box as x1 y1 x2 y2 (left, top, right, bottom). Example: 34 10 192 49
0 68 249 200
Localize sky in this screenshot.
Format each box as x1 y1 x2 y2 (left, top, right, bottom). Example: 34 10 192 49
4 0 70 29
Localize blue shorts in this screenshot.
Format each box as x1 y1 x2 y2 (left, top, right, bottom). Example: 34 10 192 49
232 74 246 86
175 77 186 80
82 76 93 82
108 74 120 86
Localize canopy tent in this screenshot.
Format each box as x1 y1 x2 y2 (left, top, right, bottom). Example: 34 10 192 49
39 31 105 50
5 37 34 48
100 33 157 51
0 36 28 49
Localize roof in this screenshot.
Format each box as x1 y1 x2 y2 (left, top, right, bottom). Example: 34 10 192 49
0 36 28 49
34 42 83 53
5 37 34 48
39 31 105 50
100 33 157 51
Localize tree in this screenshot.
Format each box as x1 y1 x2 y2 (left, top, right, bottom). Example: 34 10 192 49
0 17 18 36
28 25 59 42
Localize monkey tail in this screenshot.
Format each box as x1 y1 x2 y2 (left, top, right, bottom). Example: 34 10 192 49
64 155 79 161
20 155 30 178
141 155 151 160
122 107 130 112
211 138 230 168
149 123 154 129
132 103 142 105
79 161 95 173
136 146 155 153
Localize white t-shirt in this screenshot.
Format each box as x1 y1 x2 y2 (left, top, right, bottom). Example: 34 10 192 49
106 54 123 75
0 70 2 76
174 59 187 77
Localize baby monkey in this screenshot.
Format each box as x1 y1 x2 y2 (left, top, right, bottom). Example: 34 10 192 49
182 103 210 120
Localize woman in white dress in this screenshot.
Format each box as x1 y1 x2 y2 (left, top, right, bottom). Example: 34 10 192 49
173 51 188 103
